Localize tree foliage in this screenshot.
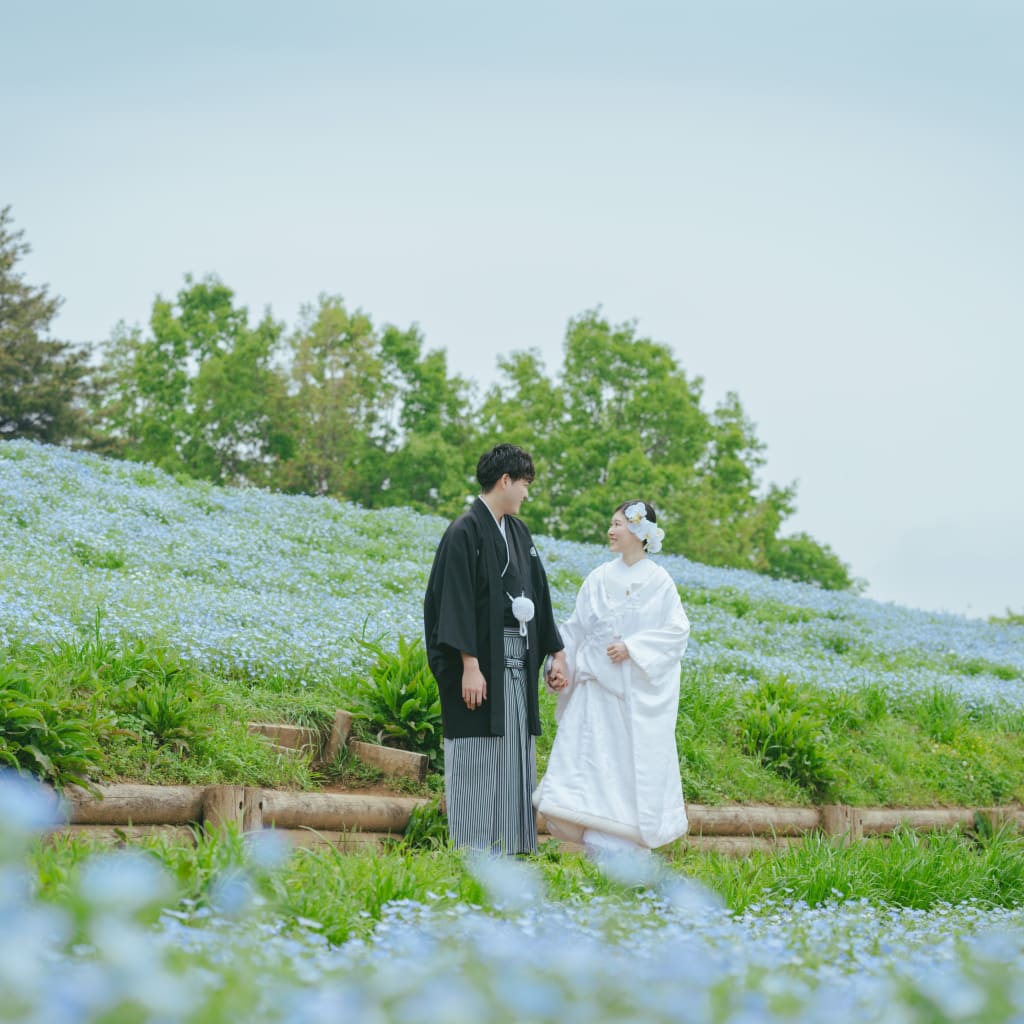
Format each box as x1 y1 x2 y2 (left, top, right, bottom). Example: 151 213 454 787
81 279 852 589
92 275 292 484
0 206 87 444
479 310 851 583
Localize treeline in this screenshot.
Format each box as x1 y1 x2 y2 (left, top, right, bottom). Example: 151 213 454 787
0 205 854 589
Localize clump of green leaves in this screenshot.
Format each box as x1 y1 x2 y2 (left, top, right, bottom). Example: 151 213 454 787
69 540 125 570
351 637 443 769
396 797 450 851
739 676 834 799
100 643 209 753
0 662 106 793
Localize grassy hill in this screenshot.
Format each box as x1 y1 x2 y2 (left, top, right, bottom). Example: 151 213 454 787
2 439 1023 805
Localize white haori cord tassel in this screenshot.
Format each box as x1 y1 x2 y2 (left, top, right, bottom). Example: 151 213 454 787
509 592 535 647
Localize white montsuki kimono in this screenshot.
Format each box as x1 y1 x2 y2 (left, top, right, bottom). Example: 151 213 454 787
533 556 690 849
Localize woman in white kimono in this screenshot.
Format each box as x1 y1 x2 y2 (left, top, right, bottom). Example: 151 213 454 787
534 501 690 856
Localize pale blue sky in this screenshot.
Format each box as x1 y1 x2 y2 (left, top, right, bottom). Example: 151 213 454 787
4 1 1022 617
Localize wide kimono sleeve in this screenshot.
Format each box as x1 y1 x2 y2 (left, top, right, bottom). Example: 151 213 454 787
424 521 479 662
546 572 594 720
620 575 690 679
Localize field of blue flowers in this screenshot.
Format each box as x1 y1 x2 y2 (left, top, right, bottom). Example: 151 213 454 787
4 441 1024 1021
2 440 1021 708
3 772 1024 1023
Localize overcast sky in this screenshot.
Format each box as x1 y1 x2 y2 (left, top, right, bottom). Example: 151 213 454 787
5 1 1021 618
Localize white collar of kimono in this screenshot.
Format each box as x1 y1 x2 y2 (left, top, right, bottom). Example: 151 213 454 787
480 497 510 575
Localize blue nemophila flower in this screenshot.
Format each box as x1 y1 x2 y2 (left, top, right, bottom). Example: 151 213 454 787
3 440 1022 707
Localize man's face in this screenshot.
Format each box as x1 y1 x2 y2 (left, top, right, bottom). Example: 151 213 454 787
502 475 531 515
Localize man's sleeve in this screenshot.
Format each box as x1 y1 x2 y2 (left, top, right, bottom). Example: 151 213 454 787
428 523 479 658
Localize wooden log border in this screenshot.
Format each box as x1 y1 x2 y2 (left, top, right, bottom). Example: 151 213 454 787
246 708 428 782
50 786 1024 855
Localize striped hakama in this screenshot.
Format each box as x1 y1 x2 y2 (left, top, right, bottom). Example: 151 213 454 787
443 628 537 854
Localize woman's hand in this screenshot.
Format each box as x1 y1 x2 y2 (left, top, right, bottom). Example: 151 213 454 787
606 640 629 664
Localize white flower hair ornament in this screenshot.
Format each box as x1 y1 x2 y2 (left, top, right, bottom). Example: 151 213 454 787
623 502 665 555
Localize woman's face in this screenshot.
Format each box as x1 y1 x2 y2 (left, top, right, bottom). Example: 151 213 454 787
608 511 644 556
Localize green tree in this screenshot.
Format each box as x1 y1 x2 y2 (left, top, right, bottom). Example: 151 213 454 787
482 309 851 588
364 325 479 517
679 392 795 571
481 313 709 543
766 532 855 591
0 206 87 443
92 275 292 483
273 295 391 497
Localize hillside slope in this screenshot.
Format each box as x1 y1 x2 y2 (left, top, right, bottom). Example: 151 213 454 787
2 440 1021 702
2 441 1024 806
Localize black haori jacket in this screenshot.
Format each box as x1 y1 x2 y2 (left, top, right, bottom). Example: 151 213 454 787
423 498 563 739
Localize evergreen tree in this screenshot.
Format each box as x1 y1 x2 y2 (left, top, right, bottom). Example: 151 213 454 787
0 206 87 443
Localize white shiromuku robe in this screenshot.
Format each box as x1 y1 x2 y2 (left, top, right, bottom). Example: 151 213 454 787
533 556 690 849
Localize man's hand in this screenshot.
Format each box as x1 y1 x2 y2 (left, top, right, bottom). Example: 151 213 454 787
546 650 569 690
461 655 487 710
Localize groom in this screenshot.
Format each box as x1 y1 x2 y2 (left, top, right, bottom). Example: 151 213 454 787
423 443 568 853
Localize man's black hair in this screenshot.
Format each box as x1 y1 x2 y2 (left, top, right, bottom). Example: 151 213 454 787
476 444 536 491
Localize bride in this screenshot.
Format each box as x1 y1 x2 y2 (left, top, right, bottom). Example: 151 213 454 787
533 501 690 856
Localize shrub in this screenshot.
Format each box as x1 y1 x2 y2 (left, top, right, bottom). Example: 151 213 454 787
739 676 834 798
0 662 106 792
397 797 450 850
351 637 443 770
105 644 209 753
765 532 856 591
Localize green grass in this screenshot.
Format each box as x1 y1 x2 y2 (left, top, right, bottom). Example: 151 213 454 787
6 630 1024 807
1 635 355 790
670 663 1024 807
29 822 1024 943
673 825 1024 913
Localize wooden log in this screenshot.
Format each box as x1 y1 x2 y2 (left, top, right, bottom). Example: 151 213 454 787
46 824 197 845
242 788 264 831
248 722 320 753
821 804 864 843
202 785 246 832
261 790 426 832
267 828 393 852
681 835 805 857
859 807 979 835
67 784 205 825
269 743 307 759
348 740 428 782
321 710 354 764
984 806 1024 832
686 804 821 837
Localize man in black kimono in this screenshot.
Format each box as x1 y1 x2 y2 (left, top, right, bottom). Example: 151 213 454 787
424 443 568 853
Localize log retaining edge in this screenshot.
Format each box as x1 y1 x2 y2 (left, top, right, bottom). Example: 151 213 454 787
67 784 206 825
260 790 427 832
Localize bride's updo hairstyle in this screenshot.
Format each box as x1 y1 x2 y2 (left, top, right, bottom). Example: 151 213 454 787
615 500 658 551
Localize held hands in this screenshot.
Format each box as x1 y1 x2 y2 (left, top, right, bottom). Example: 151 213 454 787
546 650 570 691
